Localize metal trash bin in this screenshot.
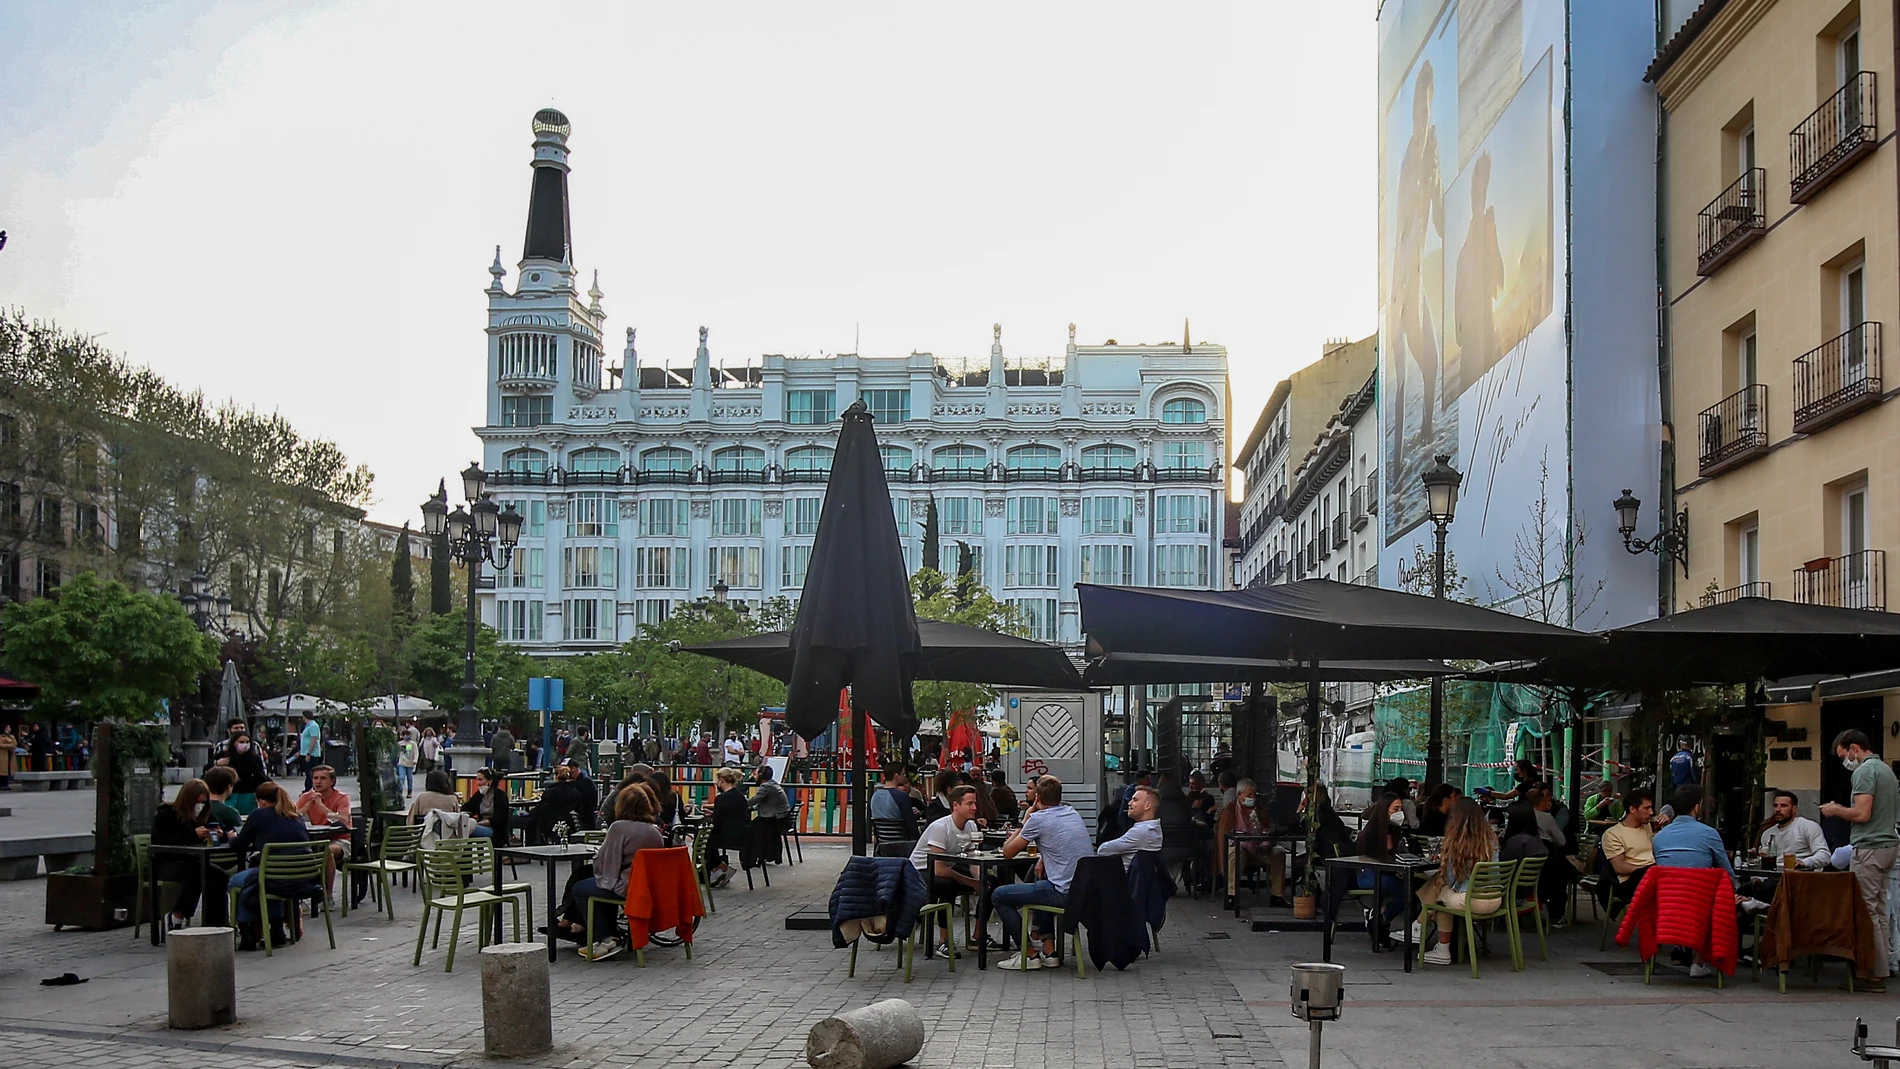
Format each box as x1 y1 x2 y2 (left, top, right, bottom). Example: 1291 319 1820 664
1290 962 1345 1021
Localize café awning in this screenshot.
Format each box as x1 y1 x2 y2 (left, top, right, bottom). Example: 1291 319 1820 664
685 618 1082 692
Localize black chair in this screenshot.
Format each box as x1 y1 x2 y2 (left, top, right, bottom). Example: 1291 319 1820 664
781 805 804 864
871 817 912 845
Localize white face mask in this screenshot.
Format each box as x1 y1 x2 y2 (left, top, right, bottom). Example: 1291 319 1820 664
1389 810 1406 825
1843 756 1864 771
1240 796 1255 808
235 743 250 753
194 802 207 817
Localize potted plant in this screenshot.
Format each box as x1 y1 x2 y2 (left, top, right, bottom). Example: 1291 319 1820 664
47 723 170 929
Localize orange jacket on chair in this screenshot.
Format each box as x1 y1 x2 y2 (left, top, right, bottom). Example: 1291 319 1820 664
622 846 705 950
1614 865 1739 976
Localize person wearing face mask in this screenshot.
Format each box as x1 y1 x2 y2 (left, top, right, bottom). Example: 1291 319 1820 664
212 731 270 815
1215 778 1285 902
1820 729 1900 992
1347 793 1413 947
150 779 230 930
529 759 599 844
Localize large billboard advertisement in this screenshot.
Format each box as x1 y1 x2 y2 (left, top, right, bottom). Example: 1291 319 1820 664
1379 0 1570 616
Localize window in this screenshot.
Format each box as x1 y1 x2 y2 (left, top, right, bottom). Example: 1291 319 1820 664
1080 496 1133 535
786 389 836 425
1006 444 1062 477
641 447 692 473
1080 543 1134 585
499 548 545 589
863 389 910 424
32 496 59 544
1004 544 1059 587
709 546 763 588
1007 597 1058 642
498 600 544 642
568 448 620 473
74 504 101 549
785 446 833 474
892 498 912 538
788 497 823 536
940 497 982 535
715 498 762 536
712 447 765 473
498 332 558 379
566 493 619 537
880 444 913 476
562 545 617 588
0 550 15 601
1154 544 1210 587
1006 496 1058 535
782 544 812 588
36 559 60 597
933 444 986 473
1081 444 1137 474
1739 524 1761 586
504 448 548 474
1156 494 1210 533
635 599 670 627
563 598 616 642
1161 398 1207 424
1844 484 1869 558
1161 440 1207 470
1840 21 1862 85
637 498 688 537
1740 329 1758 388
636 546 690 588
500 395 553 427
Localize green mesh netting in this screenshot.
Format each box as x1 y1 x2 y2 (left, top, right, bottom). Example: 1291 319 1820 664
1371 681 1561 793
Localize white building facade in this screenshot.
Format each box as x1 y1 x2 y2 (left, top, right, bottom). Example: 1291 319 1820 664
472 111 1230 653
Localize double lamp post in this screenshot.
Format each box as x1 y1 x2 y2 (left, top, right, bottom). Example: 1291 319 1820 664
421 464 523 742
1418 453 1462 789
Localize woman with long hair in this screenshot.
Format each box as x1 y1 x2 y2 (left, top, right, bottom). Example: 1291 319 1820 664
228 781 314 950
546 779 667 960
150 778 230 929
1350 793 1411 945
1418 797 1502 965
707 766 747 887
460 767 511 841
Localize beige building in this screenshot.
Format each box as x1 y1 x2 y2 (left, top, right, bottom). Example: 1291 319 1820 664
1653 0 1899 799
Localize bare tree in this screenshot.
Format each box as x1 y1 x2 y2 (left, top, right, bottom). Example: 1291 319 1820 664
1493 450 1601 627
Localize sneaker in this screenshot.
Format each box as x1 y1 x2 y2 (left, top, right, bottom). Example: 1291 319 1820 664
1688 962 1714 979
1409 920 1424 944
578 939 621 962
1740 897 1771 915
998 952 1043 970
1423 941 1453 966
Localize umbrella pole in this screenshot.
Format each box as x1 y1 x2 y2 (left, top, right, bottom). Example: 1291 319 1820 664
1302 665 1322 900
851 700 869 856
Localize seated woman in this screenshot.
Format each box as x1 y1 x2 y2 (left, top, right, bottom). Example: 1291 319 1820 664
227 781 314 951
1417 783 1458 837
1417 798 1502 966
1349 793 1412 947
707 767 748 887
545 782 666 958
650 770 681 830
460 767 511 841
150 778 231 931
407 769 462 820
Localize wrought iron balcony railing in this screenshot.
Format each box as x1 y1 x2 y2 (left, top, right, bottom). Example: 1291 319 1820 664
1698 383 1769 476
1330 515 1348 549
1701 581 1771 606
1791 71 1879 203
1793 550 1886 612
1793 323 1882 434
1697 168 1766 275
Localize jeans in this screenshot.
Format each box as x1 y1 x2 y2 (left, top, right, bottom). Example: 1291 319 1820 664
560 875 622 934
991 879 1067 949
303 757 316 792
1357 870 1408 926
471 825 494 839
158 859 230 926
397 766 414 795
229 868 319 927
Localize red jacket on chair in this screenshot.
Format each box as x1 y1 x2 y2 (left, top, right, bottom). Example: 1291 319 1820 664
1614 865 1739 976
622 846 705 950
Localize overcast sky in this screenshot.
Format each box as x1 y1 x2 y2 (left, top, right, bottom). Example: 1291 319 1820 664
1 1 1378 526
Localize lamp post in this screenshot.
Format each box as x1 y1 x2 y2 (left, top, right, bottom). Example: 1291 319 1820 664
1419 454 1462 789
422 463 523 742
1612 489 1689 575
179 572 233 633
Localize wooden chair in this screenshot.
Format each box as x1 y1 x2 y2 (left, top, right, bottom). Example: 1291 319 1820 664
1506 856 1549 968
228 841 334 957
412 847 522 972
343 823 422 920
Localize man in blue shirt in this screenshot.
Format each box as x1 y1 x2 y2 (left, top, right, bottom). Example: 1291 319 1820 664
1670 740 1699 788
297 716 323 792
995 775 1095 970
1652 786 1735 979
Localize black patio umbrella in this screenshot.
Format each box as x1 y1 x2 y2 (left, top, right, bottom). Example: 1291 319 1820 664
782 400 922 743
1082 652 1454 687
686 618 1081 691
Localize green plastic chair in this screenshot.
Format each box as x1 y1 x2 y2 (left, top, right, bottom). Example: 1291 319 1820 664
1418 859 1513 978
1022 903 1085 978
344 823 423 920
1568 834 1600 925
225 841 334 958
412 847 522 972
131 834 180 939
436 837 534 923
1505 855 1549 969
689 824 717 914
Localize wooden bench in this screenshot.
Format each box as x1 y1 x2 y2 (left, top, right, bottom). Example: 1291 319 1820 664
0 834 94 880
13 770 94 791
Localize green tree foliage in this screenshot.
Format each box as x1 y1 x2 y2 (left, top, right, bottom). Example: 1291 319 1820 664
921 497 940 573
617 600 786 735
0 572 217 721
401 613 533 731
390 525 415 625
909 567 1024 731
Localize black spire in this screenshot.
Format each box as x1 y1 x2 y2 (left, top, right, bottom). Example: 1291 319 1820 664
522 108 573 263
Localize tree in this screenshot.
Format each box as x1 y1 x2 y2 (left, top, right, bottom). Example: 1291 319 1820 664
921 497 940 573
909 567 1025 735
0 572 217 722
1492 450 1602 627
401 613 533 732
617 601 785 738
390 525 415 626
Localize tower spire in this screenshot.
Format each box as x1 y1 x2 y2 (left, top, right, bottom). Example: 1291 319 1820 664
522 109 573 264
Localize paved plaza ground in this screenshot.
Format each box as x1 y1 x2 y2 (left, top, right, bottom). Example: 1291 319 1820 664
0 786 1890 1069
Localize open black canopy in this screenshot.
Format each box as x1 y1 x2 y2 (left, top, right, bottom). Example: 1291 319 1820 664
1082 651 1455 688
1077 580 1599 665
685 618 1081 692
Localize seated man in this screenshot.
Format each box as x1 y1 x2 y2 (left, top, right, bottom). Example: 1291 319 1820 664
869 768 918 838
294 764 354 902
1597 787 1657 915
908 785 985 950
531 759 599 843
994 775 1094 970
202 765 245 832
1651 785 1738 979
1582 779 1623 824
1758 789 1830 870
751 763 791 824
1097 784 1163 869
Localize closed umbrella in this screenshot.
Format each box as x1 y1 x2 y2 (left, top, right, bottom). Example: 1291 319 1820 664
217 660 243 732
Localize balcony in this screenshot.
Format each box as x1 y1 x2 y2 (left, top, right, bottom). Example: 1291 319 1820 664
1697 168 1766 275
1154 463 1222 483
1791 72 1879 203
1701 581 1772 606
562 469 623 486
781 469 831 484
1697 384 1769 476
1081 466 1138 482
635 469 693 485
488 469 555 487
1330 515 1348 549
708 469 767 485
1004 468 1063 483
1350 485 1374 531
1793 550 1886 611
1793 323 1882 434
929 468 988 483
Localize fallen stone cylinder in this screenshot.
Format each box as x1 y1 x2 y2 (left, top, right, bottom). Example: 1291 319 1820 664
806 997 926 1069
480 942 552 1057
167 926 236 1029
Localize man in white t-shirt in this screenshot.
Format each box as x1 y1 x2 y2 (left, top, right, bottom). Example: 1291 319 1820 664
909 785 985 949
722 733 746 766
1096 784 1162 869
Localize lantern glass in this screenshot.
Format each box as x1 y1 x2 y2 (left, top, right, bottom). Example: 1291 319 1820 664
461 463 486 504
472 496 500 538
497 504 524 548
1420 454 1462 525
446 506 471 545
421 493 447 537
1614 489 1641 536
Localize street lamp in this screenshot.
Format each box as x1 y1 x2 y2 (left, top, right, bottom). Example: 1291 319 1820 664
1419 454 1461 788
180 571 232 633
1613 489 1688 575
422 466 524 741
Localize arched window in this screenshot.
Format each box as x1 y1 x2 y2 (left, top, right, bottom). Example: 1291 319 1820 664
503 448 548 474
640 447 691 473
933 444 986 472
712 447 766 472
1006 444 1062 475
567 448 620 473
879 444 913 474
785 446 834 472
1080 444 1137 473
1161 397 1207 424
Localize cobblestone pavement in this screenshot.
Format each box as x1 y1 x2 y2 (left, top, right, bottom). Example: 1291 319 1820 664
0 836 1890 1069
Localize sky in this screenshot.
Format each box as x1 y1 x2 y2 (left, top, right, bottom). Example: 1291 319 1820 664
0 1 1379 527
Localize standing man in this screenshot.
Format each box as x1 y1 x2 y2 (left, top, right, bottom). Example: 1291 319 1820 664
722 732 745 767
440 725 456 773
1821 729 1899 993
1670 739 1700 788
296 715 323 792
490 724 516 775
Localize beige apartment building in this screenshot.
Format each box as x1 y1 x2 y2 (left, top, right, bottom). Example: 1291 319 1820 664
1653 0 1899 798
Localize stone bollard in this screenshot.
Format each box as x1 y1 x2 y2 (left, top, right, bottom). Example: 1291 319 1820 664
480 942 552 1058
806 998 925 1069
167 927 236 1030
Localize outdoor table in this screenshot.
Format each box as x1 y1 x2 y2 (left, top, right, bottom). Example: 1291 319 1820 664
494 842 597 960
378 809 412 825
1320 854 1439 973
147 842 221 947
1224 831 1303 915
941 849 1031 970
